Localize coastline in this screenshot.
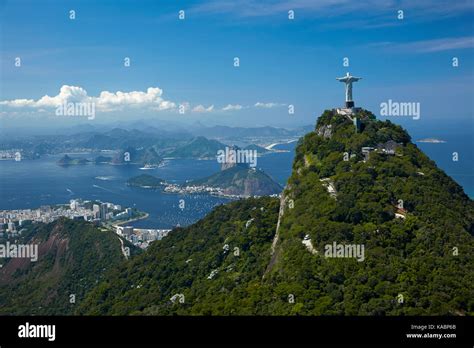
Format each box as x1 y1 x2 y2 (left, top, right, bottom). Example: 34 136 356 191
113 212 150 227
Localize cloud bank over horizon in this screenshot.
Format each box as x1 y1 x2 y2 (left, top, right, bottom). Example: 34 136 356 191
0 85 175 112
0 85 287 118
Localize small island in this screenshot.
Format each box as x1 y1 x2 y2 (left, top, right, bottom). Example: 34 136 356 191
57 154 91 165
416 138 446 143
127 174 166 189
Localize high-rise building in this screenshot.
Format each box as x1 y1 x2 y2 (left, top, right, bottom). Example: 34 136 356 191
92 204 100 219
100 203 108 221
70 200 78 211
121 226 134 237
7 221 16 232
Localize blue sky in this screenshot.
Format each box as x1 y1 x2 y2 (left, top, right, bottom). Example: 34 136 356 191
0 0 473 129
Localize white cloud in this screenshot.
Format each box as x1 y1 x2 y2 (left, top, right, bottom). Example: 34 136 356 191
192 104 215 113
222 104 243 111
39 85 89 107
1 85 290 118
0 98 36 107
191 0 473 21
254 102 285 108
0 85 176 112
375 36 474 53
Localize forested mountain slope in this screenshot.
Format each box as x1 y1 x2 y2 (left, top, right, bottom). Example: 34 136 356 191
79 109 474 315
0 218 135 315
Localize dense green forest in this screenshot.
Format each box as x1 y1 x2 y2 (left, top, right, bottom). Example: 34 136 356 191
77 197 280 315
78 109 474 315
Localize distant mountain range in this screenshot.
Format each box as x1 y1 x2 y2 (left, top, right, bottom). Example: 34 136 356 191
164 136 226 159
4 123 306 165
55 133 284 166
190 124 313 139
0 123 310 161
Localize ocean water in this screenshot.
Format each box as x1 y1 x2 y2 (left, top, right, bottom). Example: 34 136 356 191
410 130 473 199
0 138 471 230
386 118 473 198
0 143 295 229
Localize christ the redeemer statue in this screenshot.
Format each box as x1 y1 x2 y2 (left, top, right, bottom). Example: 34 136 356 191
337 72 361 108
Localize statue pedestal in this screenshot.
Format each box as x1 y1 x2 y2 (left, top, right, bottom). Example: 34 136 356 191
336 107 361 116
345 101 354 108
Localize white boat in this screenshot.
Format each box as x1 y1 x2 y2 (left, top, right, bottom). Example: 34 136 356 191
139 164 156 170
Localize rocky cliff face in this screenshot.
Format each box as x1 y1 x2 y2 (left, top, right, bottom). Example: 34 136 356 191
316 124 332 139
219 145 252 171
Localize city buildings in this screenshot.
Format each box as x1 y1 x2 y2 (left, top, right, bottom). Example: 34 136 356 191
0 200 133 230
1 199 170 250
115 225 171 249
